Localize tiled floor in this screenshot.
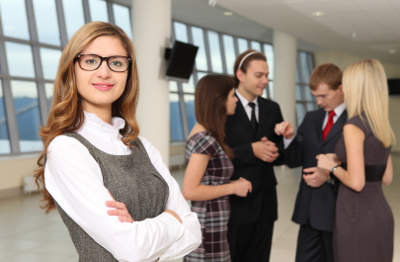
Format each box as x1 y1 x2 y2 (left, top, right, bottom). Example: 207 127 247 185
0 154 399 261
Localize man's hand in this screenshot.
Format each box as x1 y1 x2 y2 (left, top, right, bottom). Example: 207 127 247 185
302 167 330 188
274 121 295 139
252 137 279 162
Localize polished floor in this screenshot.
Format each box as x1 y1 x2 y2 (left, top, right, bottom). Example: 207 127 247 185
0 154 399 261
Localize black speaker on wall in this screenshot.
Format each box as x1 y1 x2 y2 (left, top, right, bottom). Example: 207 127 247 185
165 41 198 81
388 79 400 95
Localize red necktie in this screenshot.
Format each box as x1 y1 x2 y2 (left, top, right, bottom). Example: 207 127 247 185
322 110 336 140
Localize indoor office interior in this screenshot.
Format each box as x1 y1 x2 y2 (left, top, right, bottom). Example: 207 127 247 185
0 0 399 261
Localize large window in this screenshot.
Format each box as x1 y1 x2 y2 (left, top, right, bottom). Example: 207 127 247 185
0 0 132 155
296 51 316 125
170 20 275 142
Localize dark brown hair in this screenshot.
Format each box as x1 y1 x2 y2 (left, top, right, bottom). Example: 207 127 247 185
35 22 140 212
309 63 342 91
233 49 267 85
195 74 235 157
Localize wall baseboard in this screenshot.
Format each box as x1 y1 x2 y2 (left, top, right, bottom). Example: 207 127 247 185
0 186 23 200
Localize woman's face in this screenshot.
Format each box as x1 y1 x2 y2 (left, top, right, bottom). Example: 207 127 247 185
75 36 129 116
225 89 238 115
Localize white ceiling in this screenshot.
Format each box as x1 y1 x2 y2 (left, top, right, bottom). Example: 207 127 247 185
172 0 400 64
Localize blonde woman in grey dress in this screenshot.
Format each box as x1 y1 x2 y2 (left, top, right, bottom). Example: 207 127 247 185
317 59 395 262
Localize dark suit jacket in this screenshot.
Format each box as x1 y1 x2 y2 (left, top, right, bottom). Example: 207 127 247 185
226 96 285 225
286 108 347 232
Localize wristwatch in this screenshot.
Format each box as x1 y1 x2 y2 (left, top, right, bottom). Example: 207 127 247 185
330 164 340 175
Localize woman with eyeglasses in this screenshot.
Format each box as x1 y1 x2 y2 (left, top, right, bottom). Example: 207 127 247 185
34 22 201 262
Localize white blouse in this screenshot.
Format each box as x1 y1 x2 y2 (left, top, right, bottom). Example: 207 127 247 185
45 112 201 262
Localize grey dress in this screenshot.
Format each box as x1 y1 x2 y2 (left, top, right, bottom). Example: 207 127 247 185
56 133 169 262
334 115 393 262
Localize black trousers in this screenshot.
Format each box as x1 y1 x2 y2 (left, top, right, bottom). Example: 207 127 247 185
228 219 274 262
295 224 333 262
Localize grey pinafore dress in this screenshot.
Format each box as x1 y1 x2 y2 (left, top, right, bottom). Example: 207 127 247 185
56 133 169 261
334 115 393 262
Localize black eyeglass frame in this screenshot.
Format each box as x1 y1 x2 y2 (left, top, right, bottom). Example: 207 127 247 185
74 53 132 72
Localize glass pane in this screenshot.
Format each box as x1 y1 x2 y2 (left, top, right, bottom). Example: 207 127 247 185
33 0 60 45
45 83 54 109
113 4 132 39
89 0 109 22
207 31 223 73
268 81 274 99
296 103 306 126
0 81 10 154
40 48 62 80
237 38 248 53
296 85 303 100
191 27 208 71
169 81 178 92
0 0 30 40
173 22 188 43
11 81 42 152
251 41 261 51
223 35 235 75
184 94 195 132
63 0 85 40
306 102 315 112
304 85 313 101
5 42 35 78
182 76 195 93
169 93 184 141
299 52 311 83
263 44 274 80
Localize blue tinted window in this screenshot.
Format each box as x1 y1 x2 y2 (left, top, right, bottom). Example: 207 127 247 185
184 95 195 132
207 31 223 73
223 35 235 74
89 0 109 22
113 4 132 39
237 38 249 53
173 22 188 43
170 93 184 141
0 81 10 154
11 81 42 152
63 0 85 39
33 0 60 45
5 42 35 78
263 44 274 80
0 0 30 40
191 27 208 71
40 48 62 80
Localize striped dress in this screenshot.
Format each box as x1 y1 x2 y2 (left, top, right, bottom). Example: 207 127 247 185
183 131 233 262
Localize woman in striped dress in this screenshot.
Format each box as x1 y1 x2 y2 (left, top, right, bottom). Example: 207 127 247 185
183 74 252 262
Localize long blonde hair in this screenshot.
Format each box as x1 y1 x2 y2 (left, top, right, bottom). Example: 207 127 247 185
35 22 140 212
342 59 395 147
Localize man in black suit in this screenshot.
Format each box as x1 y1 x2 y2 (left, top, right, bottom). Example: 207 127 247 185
275 63 345 262
226 50 285 262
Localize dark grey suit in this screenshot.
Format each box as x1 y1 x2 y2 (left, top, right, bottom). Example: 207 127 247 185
285 108 347 262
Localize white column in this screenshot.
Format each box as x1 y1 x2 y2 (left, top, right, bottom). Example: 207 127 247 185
273 30 297 176
273 30 297 126
132 0 171 163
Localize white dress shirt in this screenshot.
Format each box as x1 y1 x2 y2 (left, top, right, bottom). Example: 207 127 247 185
235 90 259 122
321 103 346 130
284 103 346 148
45 111 201 262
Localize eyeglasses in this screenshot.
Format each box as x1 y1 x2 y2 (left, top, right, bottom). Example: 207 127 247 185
75 54 131 72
